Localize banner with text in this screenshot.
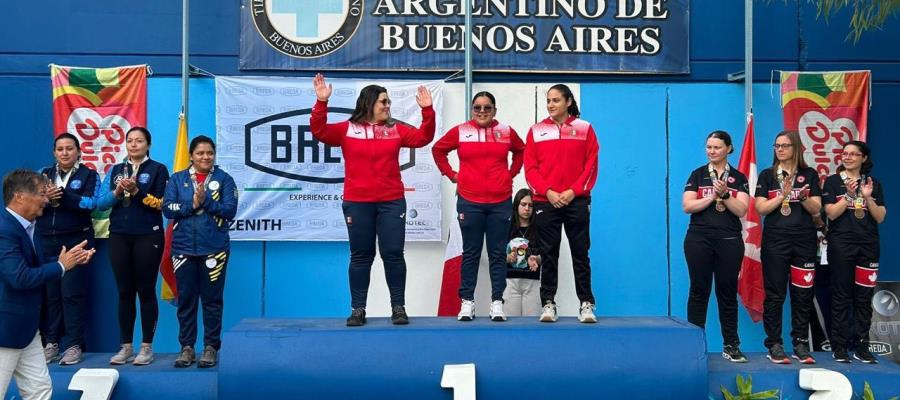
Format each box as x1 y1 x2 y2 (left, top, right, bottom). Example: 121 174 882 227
781 71 870 185
240 0 689 73
215 76 444 241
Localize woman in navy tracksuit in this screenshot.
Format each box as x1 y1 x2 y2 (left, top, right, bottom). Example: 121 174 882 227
97 127 169 366
163 135 237 369
36 133 99 365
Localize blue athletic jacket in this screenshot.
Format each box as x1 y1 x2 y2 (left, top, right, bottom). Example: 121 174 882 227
162 167 238 256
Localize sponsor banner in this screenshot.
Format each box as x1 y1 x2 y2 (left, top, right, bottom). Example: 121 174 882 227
870 281 900 364
50 64 149 237
241 0 689 73
215 76 443 241
780 71 870 185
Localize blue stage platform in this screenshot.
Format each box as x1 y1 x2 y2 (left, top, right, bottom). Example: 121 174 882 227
220 317 709 399
709 352 900 399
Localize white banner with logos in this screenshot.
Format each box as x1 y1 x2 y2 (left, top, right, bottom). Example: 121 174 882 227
215 76 444 241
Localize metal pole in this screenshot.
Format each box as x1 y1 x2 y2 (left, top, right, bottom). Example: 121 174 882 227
464 0 472 120
182 0 190 126
744 0 752 117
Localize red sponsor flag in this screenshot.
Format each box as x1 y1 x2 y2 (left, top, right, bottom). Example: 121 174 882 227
781 71 870 184
737 113 764 322
51 64 148 237
159 114 191 304
437 211 463 316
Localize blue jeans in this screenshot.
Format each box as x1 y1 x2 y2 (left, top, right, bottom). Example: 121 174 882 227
342 199 407 309
457 196 512 302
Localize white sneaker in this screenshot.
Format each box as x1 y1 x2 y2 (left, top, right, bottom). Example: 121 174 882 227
578 302 597 323
109 344 134 365
539 302 558 322
489 300 507 321
458 299 475 321
133 343 154 366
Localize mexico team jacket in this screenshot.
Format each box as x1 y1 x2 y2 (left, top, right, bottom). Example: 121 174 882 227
524 116 599 202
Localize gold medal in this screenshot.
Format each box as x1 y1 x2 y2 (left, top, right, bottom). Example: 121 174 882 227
854 197 865 220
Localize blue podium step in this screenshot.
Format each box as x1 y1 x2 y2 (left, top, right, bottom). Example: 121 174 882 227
709 352 900 398
220 316 708 399
5 353 217 400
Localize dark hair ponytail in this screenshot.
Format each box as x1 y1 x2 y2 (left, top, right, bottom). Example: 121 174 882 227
126 126 152 157
549 84 580 118
707 130 734 154
54 132 81 150
838 140 873 175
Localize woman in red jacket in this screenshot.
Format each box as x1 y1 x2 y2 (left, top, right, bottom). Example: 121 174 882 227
311 73 435 327
524 84 599 323
432 91 525 322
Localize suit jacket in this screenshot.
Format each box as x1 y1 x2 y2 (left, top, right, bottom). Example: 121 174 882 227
0 208 61 349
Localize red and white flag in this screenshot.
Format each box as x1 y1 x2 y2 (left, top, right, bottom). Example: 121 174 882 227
437 209 463 316
737 113 765 322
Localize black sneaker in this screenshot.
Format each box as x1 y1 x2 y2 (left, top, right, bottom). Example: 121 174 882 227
833 346 851 363
792 343 816 364
391 305 409 325
346 308 366 327
853 344 878 364
722 344 748 363
767 343 791 364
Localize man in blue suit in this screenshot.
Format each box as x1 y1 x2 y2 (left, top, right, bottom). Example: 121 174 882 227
0 169 94 399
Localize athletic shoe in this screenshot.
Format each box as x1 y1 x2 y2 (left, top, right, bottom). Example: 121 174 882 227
853 345 878 364
766 343 791 364
792 343 816 364
539 302 558 322
198 346 218 368
174 346 196 368
346 308 366 327
833 347 851 363
721 345 748 363
458 300 475 321
391 305 409 325
489 300 507 321
578 302 597 323
59 345 82 365
109 344 134 365
133 343 154 366
43 342 59 364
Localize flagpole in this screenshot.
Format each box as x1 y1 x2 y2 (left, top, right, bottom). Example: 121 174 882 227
182 0 190 126
744 0 752 118
464 0 472 120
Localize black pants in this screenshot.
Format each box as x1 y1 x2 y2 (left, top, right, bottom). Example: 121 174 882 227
535 197 594 305
174 252 228 350
108 232 164 344
683 230 743 346
342 199 406 309
457 196 511 302
39 230 93 350
828 239 880 350
761 231 817 349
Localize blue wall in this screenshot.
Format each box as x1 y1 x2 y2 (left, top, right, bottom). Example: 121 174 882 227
2 1 899 353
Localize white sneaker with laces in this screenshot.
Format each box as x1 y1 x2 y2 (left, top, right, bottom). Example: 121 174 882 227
458 299 475 321
489 300 507 321
539 302 558 322
109 344 134 365
578 302 597 323
133 343 154 366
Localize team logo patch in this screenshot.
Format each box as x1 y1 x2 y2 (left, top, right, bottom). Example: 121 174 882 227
727 176 736 183
797 175 806 183
206 258 218 269
69 179 82 190
251 0 364 59
138 173 150 184
209 181 220 191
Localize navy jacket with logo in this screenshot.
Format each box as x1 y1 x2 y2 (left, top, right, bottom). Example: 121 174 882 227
36 164 98 236
97 159 169 235
162 167 238 256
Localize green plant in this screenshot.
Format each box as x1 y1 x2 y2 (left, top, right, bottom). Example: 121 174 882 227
720 374 780 400
856 381 899 400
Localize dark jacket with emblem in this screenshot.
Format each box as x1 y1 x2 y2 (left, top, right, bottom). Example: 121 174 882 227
36 164 99 236
162 167 238 256
98 159 169 235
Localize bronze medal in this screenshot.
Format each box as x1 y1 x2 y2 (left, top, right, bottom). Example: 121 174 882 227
854 208 865 219
715 200 726 212
780 204 792 217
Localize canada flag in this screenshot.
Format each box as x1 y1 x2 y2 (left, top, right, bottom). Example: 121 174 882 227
737 114 765 322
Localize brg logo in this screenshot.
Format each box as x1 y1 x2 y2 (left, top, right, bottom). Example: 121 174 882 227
251 0 363 59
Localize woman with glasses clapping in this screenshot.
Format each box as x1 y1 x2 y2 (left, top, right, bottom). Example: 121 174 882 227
432 91 525 322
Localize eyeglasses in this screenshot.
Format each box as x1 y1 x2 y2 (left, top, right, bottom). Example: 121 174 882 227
472 105 495 113
773 144 793 150
843 151 864 158
377 99 391 106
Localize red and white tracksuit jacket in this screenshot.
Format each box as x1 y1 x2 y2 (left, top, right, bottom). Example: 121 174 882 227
524 116 599 202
